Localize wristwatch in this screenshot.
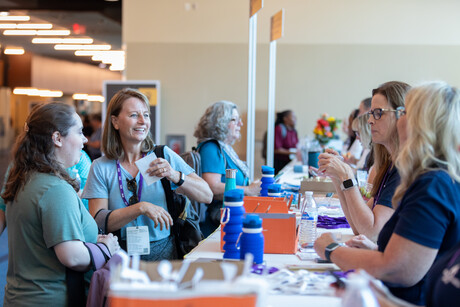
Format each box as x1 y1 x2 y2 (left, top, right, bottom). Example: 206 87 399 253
325 242 342 262
340 178 357 191
175 171 185 187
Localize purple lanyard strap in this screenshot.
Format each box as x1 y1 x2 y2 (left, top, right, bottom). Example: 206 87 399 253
116 159 144 207
372 163 392 209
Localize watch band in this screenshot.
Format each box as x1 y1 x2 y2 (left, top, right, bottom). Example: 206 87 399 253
325 242 341 262
175 171 185 187
340 178 357 191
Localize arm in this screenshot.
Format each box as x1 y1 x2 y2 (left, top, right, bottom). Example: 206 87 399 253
54 240 91 271
318 152 393 241
89 198 173 232
170 171 213 204
54 234 119 271
315 232 438 286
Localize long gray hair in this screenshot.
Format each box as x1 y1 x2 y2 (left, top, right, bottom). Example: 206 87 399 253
194 101 238 143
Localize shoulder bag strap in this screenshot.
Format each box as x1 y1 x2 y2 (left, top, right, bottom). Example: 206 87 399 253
154 145 176 217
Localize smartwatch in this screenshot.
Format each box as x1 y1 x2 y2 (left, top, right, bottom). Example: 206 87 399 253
325 242 342 262
340 178 357 191
175 171 185 187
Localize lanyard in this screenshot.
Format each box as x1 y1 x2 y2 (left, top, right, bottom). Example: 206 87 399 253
373 163 392 209
116 159 144 207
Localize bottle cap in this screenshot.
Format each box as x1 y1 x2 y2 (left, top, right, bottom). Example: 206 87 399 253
305 191 313 196
261 165 275 175
224 188 244 202
243 214 262 228
226 169 237 179
267 184 281 194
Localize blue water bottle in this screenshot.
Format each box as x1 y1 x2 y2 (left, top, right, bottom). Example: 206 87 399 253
267 183 282 197
260 166 275 196
222 189 245 260
240 214 264 264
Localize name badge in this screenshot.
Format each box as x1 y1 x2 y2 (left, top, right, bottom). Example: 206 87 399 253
126 226 150 256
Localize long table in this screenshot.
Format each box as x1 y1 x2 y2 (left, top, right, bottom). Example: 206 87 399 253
186 226 353 307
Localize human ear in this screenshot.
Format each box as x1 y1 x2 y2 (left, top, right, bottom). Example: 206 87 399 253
52 131 63 147
111 115 119 130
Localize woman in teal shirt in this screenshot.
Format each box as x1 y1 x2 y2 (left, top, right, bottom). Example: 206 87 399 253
194 101 261 237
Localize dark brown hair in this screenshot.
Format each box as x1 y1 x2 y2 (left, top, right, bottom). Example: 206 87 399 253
2 103 79 202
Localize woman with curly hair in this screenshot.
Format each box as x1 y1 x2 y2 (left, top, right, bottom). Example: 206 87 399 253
194 101 260 236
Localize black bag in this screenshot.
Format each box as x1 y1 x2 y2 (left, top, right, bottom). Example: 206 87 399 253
154 145 204 259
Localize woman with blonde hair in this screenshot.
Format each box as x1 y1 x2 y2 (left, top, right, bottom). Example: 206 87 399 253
315 81 460 306
318 81 410 241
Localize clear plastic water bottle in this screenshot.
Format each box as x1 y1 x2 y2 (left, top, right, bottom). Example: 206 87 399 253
341 272 379 307
299 191 318 249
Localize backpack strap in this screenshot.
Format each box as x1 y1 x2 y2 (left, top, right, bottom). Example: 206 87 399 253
197 139 227 170
154 145 176 217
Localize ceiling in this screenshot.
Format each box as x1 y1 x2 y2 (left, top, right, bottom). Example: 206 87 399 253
0 0 122 66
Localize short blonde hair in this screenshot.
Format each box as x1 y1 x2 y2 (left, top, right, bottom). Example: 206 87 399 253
392 81 460 205
102 88 154 160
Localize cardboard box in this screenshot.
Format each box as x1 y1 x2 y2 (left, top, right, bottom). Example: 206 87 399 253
221 196 299 254
109 259 260 307
300 178 336 193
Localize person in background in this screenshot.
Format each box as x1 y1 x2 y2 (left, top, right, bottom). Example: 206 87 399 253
342 108 361 161
346 98 372 167
273 110 299 174
194 101 261 237
83 88 212 261
86 113 102 160
317 81 410 241
2 103 119 306
315 81 460 306
67 150 92 210
81 114 93 157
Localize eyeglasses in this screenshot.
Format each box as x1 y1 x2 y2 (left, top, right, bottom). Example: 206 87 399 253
230 117 242 124
126 178 139 205
395 106 406 120
367 108 397 120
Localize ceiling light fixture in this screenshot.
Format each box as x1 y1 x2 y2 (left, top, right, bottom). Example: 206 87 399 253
13 87 62 97
3 29 70 35
0 24 17 29
17 23 53 29
36 30 70 35
33 38 93 44
4 48 25 55
54 44 111 50
72 93 88 100
87 95 105 102
0 16 30 21
3 29 36 35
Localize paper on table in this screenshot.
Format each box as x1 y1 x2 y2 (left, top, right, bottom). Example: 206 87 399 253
135 152 162 185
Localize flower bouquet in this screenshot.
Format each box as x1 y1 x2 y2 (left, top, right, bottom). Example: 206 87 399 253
313 113 340 145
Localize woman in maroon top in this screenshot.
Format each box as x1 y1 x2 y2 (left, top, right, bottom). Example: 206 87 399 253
273 110 298 174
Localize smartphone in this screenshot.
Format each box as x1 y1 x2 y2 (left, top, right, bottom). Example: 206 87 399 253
315 257 332 263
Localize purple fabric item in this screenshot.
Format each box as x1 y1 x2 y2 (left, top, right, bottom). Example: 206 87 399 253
251 264 279 275
317 215 350 229
86 254 123 307
84 242 111 270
